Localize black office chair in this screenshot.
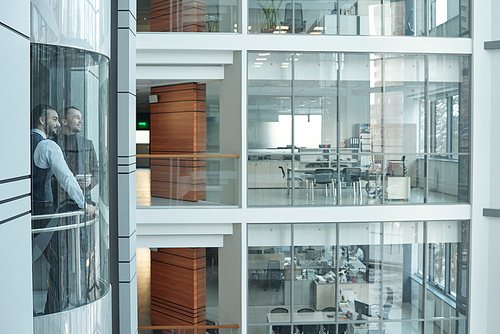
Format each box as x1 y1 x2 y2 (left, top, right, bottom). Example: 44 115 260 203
341 167 362 204
278 166 303 196
321 307 346 334
305 163 323 168
282 2 307 33
297 308 319 334
265 260 284 291
271 308 290 334
206 320 218 334
307 169 336 202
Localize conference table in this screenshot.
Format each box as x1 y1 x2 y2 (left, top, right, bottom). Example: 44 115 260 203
267 308 384 334
286 167 371 203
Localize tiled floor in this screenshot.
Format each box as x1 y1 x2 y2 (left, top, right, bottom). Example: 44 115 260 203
136 168 459 207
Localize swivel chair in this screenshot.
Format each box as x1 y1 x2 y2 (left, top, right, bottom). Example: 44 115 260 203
278 166 303 196
283 2 307 33
271 308 290 334
297 308 320 334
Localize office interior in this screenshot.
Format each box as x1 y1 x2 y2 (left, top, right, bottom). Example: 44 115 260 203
247 221 468 334
6 0 500 333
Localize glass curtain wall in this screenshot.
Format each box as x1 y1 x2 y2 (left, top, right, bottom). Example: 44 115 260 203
248 221 468 334
31 44 109 316
247 52 470 207
248 0 467 36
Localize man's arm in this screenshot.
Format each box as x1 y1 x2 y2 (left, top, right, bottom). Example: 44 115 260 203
34 140 85 209
89 140 99 188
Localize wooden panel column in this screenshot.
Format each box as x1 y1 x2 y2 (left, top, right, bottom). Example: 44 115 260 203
150 83 206 201
150 0 206 32
151 248 207 329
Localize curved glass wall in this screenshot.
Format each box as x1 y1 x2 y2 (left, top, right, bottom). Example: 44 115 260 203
30 44 109 317
248 221 469 334
137 0 239 32
247 52 470 207
248 0 469 37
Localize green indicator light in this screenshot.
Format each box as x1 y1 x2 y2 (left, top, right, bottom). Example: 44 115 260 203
138 122 147 126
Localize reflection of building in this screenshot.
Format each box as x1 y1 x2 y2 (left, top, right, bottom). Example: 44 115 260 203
2 1 500 334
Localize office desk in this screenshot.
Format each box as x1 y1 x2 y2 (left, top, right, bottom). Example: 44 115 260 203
267 311 344 323
348 322 385 334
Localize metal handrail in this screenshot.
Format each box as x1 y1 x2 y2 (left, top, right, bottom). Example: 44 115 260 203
138 325 240 330
31 210 99 234
31 210 84 220
137 154 240 158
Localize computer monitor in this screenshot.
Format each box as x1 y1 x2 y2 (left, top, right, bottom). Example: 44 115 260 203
354 299 371 320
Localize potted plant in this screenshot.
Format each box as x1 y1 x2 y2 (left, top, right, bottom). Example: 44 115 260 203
257 0 282 33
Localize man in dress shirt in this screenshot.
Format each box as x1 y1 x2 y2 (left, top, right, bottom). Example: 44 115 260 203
56 105 100 305
56 106 98 211
31 104 95 314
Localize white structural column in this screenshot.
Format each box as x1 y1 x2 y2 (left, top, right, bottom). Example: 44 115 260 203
470 0 493 334
117 0 138 333
485 0 500 333
0 1 32 333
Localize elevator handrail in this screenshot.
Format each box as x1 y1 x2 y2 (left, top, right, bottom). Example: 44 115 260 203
31 210 98 233
138 324 240 330
137 154 240 158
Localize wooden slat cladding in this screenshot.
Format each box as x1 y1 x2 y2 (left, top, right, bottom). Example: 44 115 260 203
150 0 206 32
150 113 206 153
151 180 206 201
150 164 207 184
151 248 207 330
150 83 206 201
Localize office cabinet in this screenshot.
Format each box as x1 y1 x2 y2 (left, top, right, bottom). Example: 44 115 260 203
313 281 336 310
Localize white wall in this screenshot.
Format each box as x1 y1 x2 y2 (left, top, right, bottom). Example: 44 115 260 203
0 1 32 332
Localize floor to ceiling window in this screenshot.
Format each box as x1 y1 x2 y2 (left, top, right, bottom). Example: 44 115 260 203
247 52 470 207
247 220 469 334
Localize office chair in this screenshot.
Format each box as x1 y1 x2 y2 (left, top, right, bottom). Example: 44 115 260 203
265 260 284 291
305 163 323 168
321 307 346 334
206 320 218 334
371 287 393 320
283 2 307 33
341 167 362 204
297 308 320 334
270 308 290 334
278 166 303 196
271 307 289 313
306 169 336 202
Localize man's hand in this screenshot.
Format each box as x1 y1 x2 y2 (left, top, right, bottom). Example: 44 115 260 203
77 175 92 188
85 203 96 216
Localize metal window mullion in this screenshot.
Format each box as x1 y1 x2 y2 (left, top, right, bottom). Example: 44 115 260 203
424 0 429 36
424 55 429 203
422 221 429 326
447 96 453 156
382 0 385 36
291 224 295 323
379 222 384 329
291 52 295 205
445 243 451 295
335 223 340 324
292 0 295 34
381 55 386 205
336 53 341 205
